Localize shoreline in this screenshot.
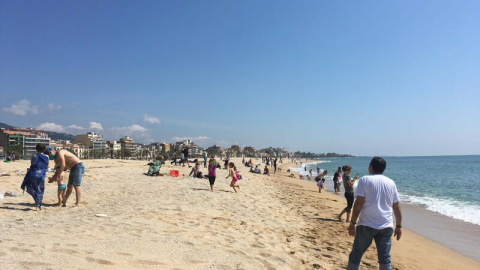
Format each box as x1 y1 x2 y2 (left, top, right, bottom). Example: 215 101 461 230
0 158 479 269
281 160 480 266
288 160 480 262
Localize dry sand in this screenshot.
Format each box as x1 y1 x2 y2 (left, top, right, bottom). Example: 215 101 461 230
0 158 479 269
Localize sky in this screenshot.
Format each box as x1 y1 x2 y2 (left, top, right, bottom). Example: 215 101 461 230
1 1 479 156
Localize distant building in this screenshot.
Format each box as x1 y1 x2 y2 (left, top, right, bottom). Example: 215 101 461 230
106 140 121 158
243 146 256 157
160 143 171 153
206 145 222 157
120 136 137 157
0 128 50 158
73 132 107 158
231 144 242 153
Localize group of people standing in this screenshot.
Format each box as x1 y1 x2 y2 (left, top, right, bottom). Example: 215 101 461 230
334 157 403 270
301 157 403 269
21 143 84 211
186 156 241 193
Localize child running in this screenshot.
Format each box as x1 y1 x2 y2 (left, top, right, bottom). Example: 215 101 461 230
226 162 240 193
207 158 217 192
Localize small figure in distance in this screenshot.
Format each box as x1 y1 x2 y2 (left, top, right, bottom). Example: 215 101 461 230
315 170 328 193
263 165 270 176
250 165 261 174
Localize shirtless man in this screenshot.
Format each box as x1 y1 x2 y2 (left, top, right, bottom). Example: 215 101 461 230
46 149 84 207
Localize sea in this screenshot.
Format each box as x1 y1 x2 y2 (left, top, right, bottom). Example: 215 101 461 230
290 155 480 226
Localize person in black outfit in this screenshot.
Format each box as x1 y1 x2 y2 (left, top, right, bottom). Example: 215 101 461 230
338 165 359 223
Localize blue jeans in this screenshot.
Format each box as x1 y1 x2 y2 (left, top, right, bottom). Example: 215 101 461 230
348 225 393 270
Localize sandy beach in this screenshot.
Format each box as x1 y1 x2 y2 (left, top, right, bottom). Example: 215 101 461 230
1 158 479 269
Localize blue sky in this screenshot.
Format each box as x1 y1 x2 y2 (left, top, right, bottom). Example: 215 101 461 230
1 1 479 156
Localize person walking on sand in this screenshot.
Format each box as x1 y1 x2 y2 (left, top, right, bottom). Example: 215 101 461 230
172 152 177 166
21 143 49 211
338 165 358 222
46 148 84 207
346 157 402 270
207 158 217 192
333 167 342 194
273 158 277 174
226 162 240 193
203 152 208 168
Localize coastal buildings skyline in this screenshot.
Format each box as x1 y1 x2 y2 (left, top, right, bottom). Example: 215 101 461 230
0 125 297 160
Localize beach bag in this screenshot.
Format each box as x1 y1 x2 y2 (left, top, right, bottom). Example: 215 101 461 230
170 170 179 177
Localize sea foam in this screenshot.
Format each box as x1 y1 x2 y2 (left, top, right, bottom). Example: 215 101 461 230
399 194 480 225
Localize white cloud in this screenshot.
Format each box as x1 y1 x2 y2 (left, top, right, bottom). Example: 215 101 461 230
48 103 61 111
89 122 103 130
128 124 147 132
107 124 150 142
68 125 85 130
144 114 161 124
37 122 65 132
171 136 210 142
3 99 39 116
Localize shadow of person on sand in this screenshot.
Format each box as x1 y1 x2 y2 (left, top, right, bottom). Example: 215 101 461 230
190 188 231 193
312 217 343 223
1 202 60 211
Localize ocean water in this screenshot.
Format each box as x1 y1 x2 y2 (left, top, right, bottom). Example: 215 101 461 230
290 155 480 226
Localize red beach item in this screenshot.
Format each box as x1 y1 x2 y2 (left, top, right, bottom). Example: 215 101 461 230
170 170 179 177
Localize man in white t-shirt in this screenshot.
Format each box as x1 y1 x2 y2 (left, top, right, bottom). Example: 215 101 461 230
347 157 403 270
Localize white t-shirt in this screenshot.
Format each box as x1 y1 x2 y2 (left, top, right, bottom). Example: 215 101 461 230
355 174 400 230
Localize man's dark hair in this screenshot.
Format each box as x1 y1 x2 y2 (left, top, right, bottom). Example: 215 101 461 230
370 156 386 174
36 143 46 153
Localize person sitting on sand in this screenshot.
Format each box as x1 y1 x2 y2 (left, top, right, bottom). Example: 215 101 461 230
288 174 296 178
189 162 204 178
299 175 304 179
21 143 49 211
249 165 261 174
147 156 164 176
263 165 270 175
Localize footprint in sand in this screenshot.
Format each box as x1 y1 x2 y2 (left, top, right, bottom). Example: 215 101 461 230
85 257 115 265
130 259 164 266
116 252 133 256
9 247 34 253
53 248 80 254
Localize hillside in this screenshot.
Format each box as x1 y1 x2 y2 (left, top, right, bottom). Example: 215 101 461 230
0 122 75 141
